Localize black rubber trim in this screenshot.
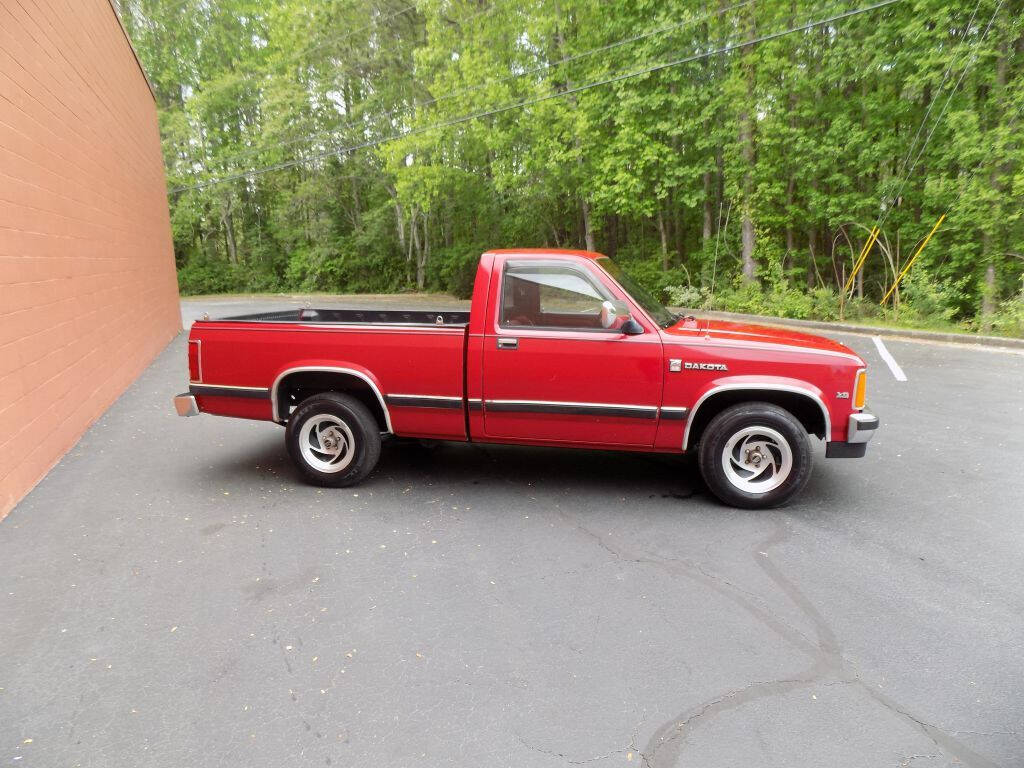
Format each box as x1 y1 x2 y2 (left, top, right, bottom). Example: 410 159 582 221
190 385 269 400
385 395 463 410
467 401 483 412
853 417 879 431
659 408 689 421
825 441 868 458
485 401 658 420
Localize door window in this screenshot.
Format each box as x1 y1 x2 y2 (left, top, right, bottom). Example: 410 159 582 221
500 262 612 330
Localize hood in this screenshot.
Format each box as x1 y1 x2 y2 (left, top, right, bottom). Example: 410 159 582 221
664 316 863 362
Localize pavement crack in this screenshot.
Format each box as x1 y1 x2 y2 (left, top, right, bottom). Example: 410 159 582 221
898 753 941 767
952 730 1020 737
641 674 826 767
857 684 1003 768
630 520 1004 768
514 734 634 765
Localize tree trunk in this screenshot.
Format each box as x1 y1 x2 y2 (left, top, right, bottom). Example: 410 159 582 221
784 176 795 270
674 203 685 264
657 206 669 270
806 227 817 289
738 3 757 282
221 200 238 265
605 214 618 259
580 189 595 252
981 261 996 325
553 5 595 253
980 24 1010 328
417 214 429 290
703 171 714 251
391 191 405 256
407 205 418 286
351 175 361 229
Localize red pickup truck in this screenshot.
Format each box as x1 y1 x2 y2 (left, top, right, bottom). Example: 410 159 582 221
174 249 877 508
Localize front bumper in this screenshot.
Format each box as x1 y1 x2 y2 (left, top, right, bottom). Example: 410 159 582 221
825 411 879 458
173 393 199 417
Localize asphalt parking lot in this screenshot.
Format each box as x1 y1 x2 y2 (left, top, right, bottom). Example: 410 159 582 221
2 298 1023 768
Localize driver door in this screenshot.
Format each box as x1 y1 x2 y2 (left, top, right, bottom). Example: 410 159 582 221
481 257 663 447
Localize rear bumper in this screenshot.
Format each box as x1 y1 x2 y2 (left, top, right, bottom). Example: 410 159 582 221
173 393 199 417
825 411 879 458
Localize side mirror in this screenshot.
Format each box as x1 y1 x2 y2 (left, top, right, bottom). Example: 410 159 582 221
600 300 630 329
600 300 644 335
621 318 644 335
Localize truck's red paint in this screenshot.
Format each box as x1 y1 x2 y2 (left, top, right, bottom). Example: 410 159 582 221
183 249 870 454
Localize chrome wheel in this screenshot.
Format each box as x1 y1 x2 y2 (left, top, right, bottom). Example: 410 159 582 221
298 414 355 473
721 425 793 494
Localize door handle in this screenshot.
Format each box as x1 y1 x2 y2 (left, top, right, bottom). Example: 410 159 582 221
496 337 519 350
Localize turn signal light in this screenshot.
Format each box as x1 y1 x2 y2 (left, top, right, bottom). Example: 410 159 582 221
854 370 867 409
188 340 201 382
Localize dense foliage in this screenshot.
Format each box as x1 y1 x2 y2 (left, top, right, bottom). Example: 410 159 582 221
120 0 1023 333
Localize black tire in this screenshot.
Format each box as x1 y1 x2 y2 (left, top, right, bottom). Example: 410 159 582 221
697 402 812 509
285 392 382 487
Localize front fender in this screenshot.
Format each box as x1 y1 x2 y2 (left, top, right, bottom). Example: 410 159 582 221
683 375 833 450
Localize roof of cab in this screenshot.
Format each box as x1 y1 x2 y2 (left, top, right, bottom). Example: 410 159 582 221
483 248 607 261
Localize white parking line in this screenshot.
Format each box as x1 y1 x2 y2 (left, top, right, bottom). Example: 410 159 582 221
872 336 907 381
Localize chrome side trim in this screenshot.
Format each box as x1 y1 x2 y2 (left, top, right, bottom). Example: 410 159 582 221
485 399 658 420
270 367 393 432
682 383 832 450
189 382 268 391
386 394 463 410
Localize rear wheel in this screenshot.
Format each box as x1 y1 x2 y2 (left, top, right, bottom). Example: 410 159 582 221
697 402 812 509
286 392 381 487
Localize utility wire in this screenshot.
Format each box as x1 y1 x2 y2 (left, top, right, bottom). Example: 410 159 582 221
189 2 513 169
171 0 905 194
889 0 983 189
867 0 1007 304
841 0 985 298
198 0 757 171
161 2 422 103
875 0 1003 232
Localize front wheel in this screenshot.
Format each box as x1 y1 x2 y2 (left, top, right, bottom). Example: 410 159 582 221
286 392 382 487
697 402 812 509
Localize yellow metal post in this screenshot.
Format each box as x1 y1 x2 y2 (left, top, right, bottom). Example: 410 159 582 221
881 214 946 305
843 226 880 296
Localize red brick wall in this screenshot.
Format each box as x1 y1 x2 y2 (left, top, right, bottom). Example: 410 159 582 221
0 0 180 517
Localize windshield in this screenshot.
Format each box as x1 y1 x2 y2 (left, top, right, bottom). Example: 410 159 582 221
596 257 677 328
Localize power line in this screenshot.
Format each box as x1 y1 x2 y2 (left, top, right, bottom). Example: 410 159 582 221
199 2 505 103
171 0 905 194
196 0 757 171
153 1 422 104
888 0 982 188
187 2 511 169
875 0 1004 231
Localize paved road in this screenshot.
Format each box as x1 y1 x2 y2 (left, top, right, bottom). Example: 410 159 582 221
2 299 1023 768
